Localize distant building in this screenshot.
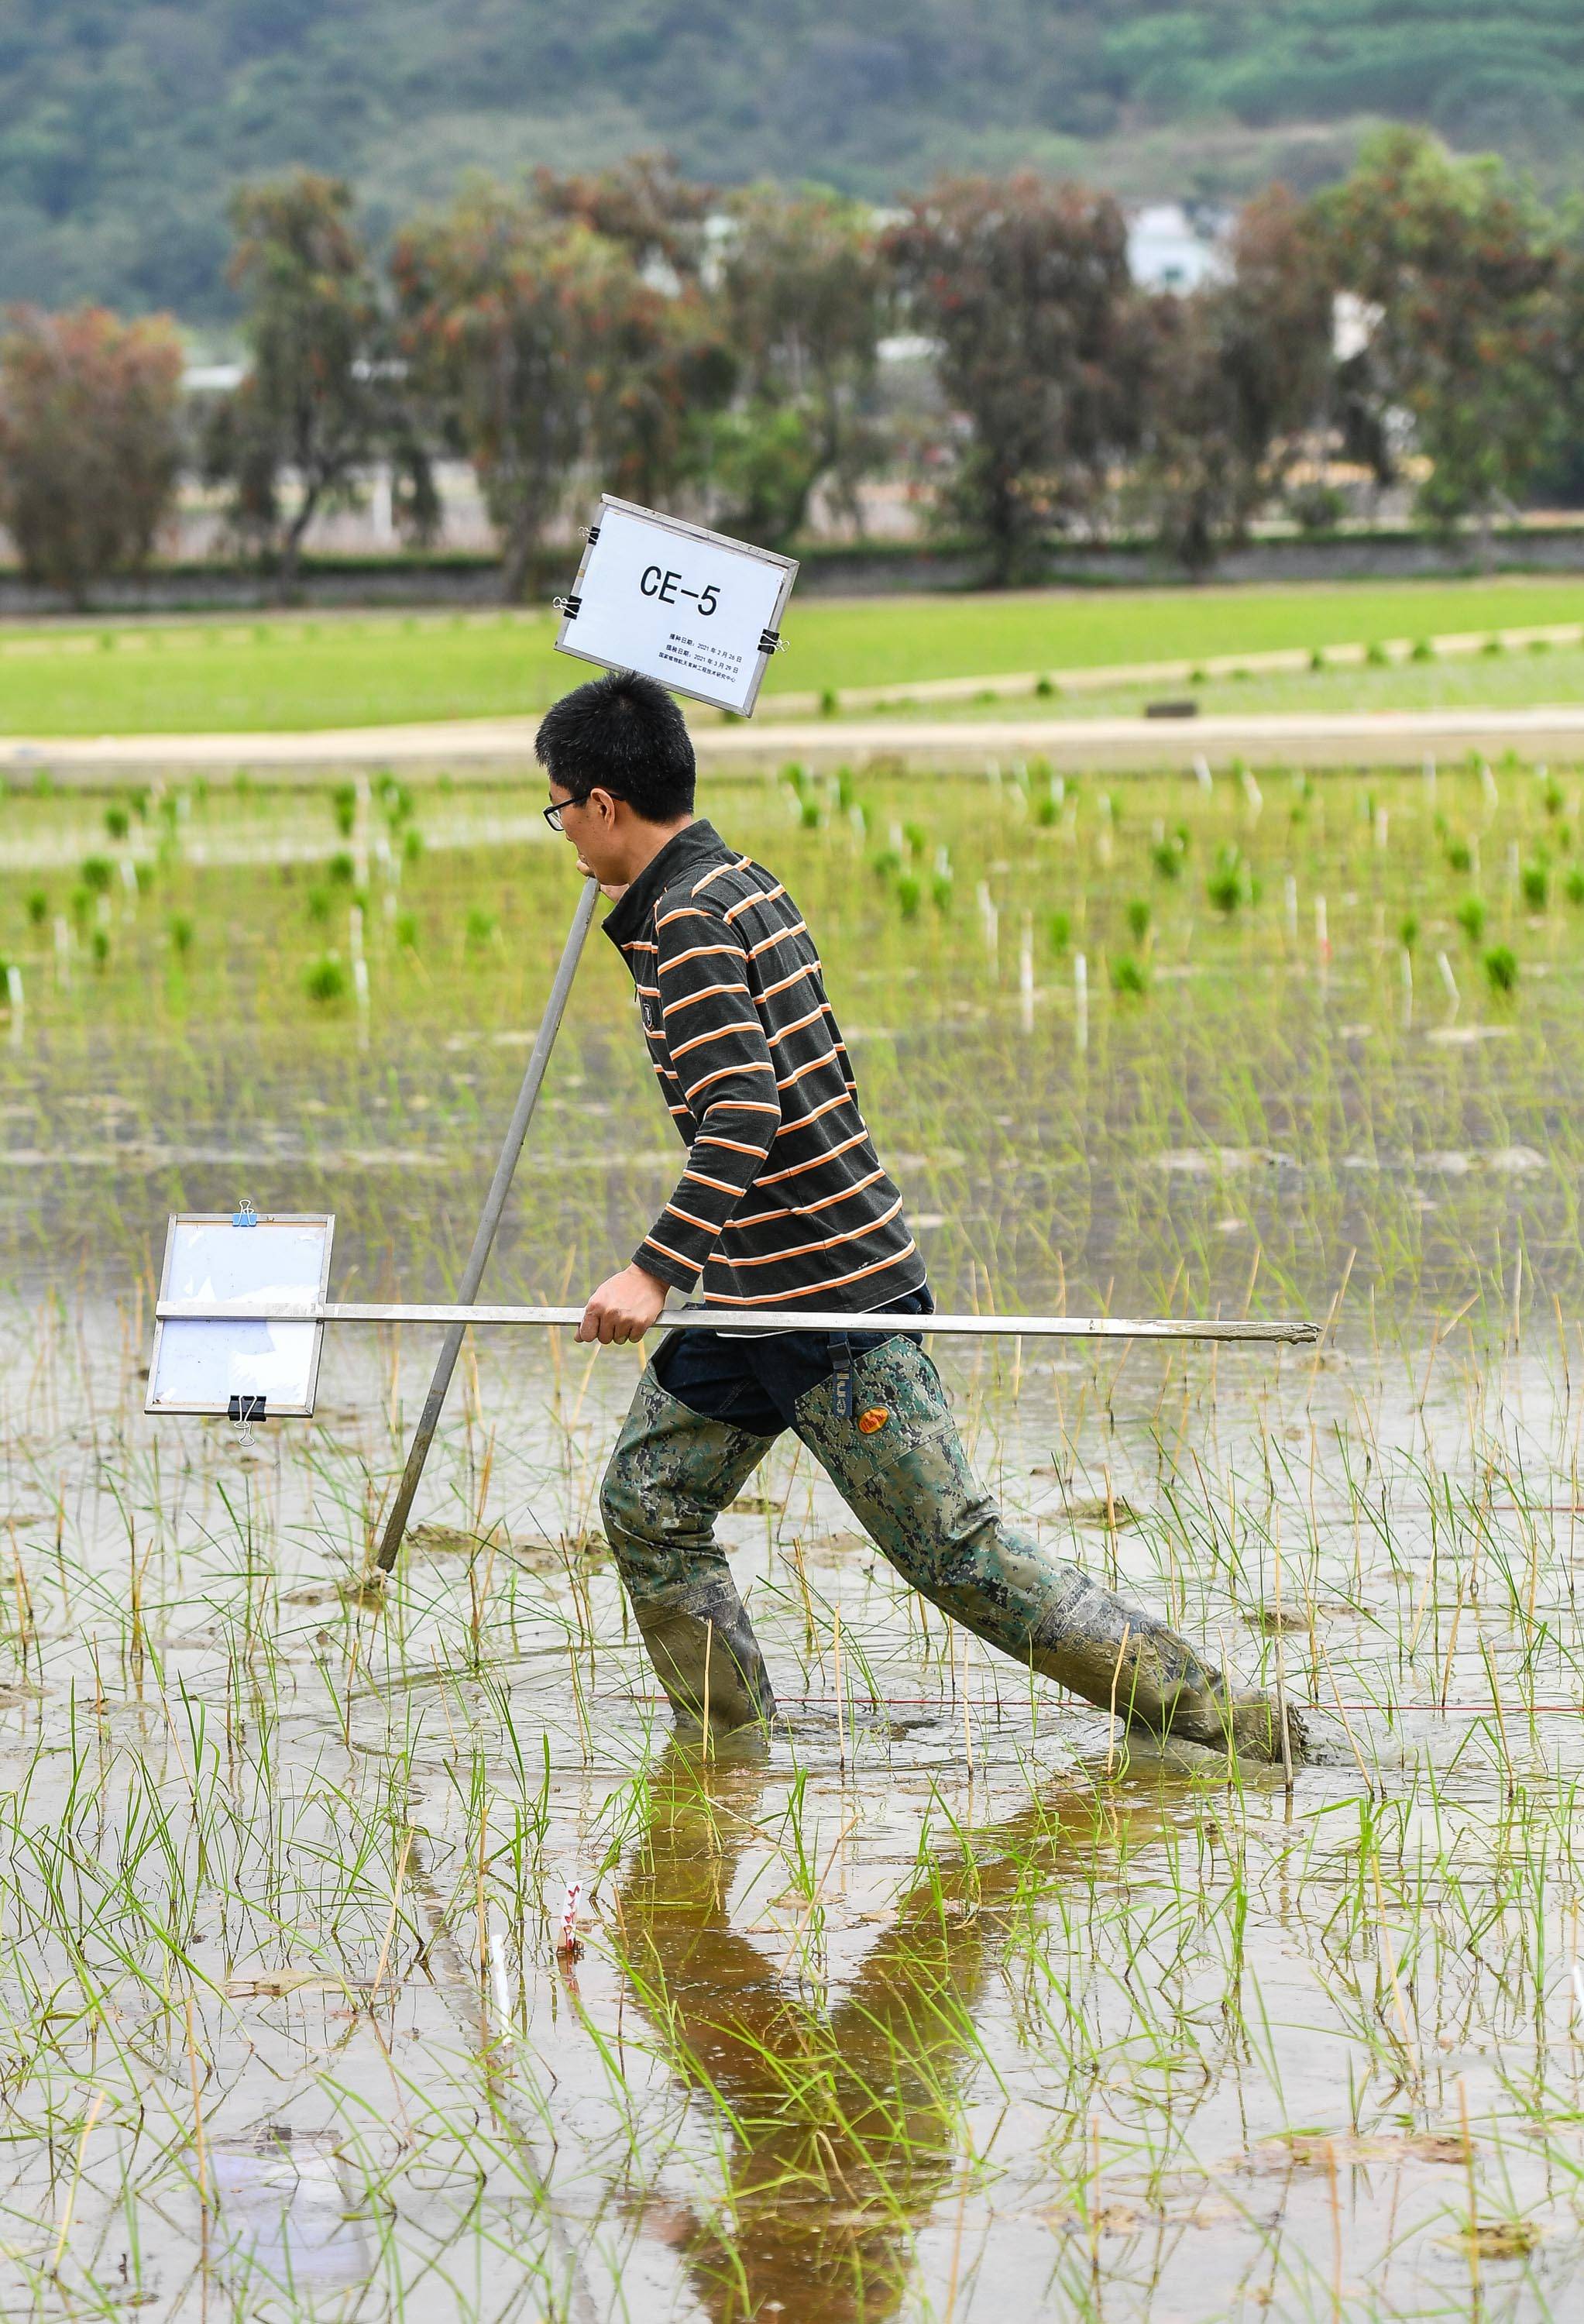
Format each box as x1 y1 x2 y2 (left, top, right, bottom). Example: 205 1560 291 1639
1126 204 1228 294
181 363 244 394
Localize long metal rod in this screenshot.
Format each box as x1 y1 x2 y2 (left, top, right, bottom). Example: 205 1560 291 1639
372 876 600 1573
158 1298 1318 1345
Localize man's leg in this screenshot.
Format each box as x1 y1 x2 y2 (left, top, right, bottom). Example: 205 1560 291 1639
794 1336 1301 1764
600 1350 782 1734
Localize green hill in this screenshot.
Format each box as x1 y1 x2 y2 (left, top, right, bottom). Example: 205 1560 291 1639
3 2 1582 318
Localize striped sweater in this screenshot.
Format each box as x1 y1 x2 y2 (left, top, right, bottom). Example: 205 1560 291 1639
602 820 926 1312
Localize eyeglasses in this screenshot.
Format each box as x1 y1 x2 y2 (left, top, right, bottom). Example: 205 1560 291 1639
542 794 586 833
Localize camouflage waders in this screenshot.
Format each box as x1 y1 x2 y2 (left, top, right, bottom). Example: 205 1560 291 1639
600 1333 1300 1763
598 1367 779 1732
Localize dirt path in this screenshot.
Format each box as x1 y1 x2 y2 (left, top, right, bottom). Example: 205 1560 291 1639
5 700 1584 785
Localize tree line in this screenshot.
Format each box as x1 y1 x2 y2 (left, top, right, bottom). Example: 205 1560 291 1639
2 128 1582 604
8 2 1583 321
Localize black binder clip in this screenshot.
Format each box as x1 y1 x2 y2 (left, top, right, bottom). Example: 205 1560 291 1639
554 593 583 621
758 628 783 656
830 1331 854 1420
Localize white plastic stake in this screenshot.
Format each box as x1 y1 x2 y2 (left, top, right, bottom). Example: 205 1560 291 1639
977 882 998 971
489 1928 513 2024
353 770 372 890
349 907 369 1012
558 1879 583 1960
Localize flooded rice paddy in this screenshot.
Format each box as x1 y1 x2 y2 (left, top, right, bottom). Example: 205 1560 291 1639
3 755 1584 2319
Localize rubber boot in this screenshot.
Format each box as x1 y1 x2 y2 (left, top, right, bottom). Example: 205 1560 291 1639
795 1337 1303 1766
600 1366 779 1734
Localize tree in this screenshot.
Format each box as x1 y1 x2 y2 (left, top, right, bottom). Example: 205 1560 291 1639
1140 186 1335 574
206 172 425 601
885 173 1150 582
1537 237 1584 507
534 153 713 283
393 184 733 600
711 184 888 548
1314 129 1561 545
0 305 183 605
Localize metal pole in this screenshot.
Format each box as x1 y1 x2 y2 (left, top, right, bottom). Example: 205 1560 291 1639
160 1298 1319 1346
372 876 600 1573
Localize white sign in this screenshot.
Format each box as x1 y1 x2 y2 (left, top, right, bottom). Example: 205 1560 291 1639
146 1212 334 1418
555 497 798 717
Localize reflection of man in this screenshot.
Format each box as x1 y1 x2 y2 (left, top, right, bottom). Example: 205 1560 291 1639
616 1746 1173 2324
538 670 1295 1762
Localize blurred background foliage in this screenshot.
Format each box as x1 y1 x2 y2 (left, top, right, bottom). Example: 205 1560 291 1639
5 2 1584 319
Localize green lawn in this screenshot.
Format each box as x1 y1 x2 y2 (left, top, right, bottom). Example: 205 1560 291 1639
2 576 1584 735
851 638 1584 726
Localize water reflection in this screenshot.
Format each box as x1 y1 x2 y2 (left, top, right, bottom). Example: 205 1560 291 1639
615 1740 1172 2323
211 2126 373 2296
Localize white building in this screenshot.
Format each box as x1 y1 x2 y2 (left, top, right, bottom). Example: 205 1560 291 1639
1126 203 1228 294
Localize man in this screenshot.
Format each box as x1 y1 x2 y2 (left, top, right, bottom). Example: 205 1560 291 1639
538 669 1297 1764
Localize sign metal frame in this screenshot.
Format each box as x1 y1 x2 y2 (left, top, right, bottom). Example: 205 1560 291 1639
146 1212 335 1418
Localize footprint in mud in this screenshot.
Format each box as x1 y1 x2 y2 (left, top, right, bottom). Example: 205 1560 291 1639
1243 1605 1311 1633
406 1521 610 1566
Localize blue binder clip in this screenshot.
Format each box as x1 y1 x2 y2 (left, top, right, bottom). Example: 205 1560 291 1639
232 1198 258 1228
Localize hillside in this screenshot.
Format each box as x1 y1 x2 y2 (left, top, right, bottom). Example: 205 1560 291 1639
2 1 1582 319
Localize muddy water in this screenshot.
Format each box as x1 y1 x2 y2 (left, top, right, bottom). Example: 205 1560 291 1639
0 1294 1580 2322
4 768 1584 2316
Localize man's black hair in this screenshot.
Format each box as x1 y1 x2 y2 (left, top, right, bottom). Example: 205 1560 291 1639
534 669 696 821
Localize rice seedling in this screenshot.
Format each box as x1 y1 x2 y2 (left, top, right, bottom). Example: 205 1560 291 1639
0 748 1582 2315
304 952 349 1004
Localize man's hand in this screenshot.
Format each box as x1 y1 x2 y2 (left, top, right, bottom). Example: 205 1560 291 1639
577 1262 671 1345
